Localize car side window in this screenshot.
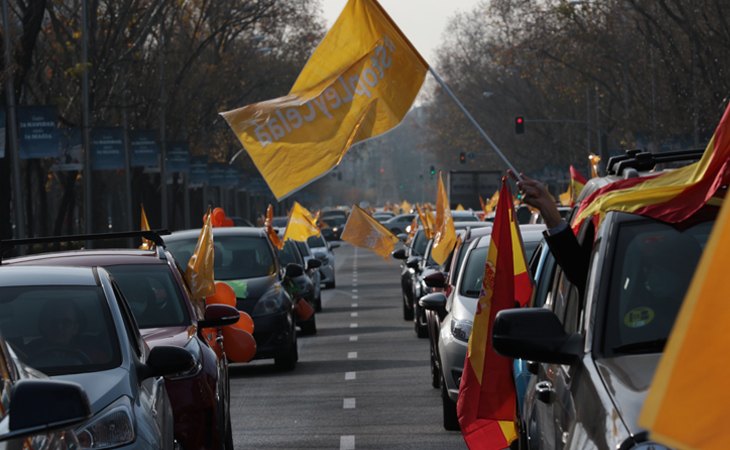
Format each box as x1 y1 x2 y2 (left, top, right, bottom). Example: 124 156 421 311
111 282 143 358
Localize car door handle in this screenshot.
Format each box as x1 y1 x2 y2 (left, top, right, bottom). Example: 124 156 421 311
535 380 555 404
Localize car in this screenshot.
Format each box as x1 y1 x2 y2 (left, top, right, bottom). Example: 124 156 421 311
382 213 417 234
450 210 479 222
164 227 301 370
277 239 321 328
320 215 347 241
294 240 323 311
373 211 395 222
307 234 339 289
493 148 716 449
419 224 545 430
0 265 193 448
271 216 289 230
529 205 572 224
391 227 430 321
5 230 240 450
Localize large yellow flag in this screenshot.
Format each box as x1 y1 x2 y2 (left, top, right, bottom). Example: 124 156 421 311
341 205 399 259
220 0 428 200
185 210 216 301
139 203 152 250
283 202 321 242
431 173 457 265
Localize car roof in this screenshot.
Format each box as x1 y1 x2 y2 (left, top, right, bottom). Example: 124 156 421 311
0 265 99 287
473 224 546 249
5 249 168 267
453 221 490 229
166 226 266 240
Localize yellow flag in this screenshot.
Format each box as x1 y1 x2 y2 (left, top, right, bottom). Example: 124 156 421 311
638 201 726 449
139 203 152 250
265 204 285 250
185 210 216 301
341 205 400 259
416 204 433 239
455 204 465 211
485 190 500 214
283 202 321 242
400 200 412 214
431 174 457 265
219 0 428 200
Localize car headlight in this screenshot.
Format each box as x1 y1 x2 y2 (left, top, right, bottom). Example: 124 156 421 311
167 337 203 380
76 396 135 449
451 319 473 342
252 293 288 316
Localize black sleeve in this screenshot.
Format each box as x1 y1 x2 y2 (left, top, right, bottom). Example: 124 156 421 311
544 226 590 291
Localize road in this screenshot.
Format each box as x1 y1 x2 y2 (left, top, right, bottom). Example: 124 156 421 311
229 243 466 449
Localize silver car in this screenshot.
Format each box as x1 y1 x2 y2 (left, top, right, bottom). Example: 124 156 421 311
428 225 545 430
0 266 193 449
306 234 339 289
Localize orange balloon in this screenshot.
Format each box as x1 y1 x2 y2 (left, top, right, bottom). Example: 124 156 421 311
203 329 222 359
222 327 256 363
232 310 254 334
212 208 226 227
205 281 236 307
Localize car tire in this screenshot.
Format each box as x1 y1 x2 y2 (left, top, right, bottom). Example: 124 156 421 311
315 294 322 312
414 305 428 338
441 374 460 431
224 416 234 450
403 293 414 321
430 347 440 389
299 314 317 335
325 278 336 289
275 335 298 371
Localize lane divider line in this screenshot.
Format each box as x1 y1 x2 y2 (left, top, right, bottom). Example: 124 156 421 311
340 436 355 450
351 312 358 318
350 323 358 328
349 336 358 342
351 303 358 308
347 351 357 359
343 398 356 409
345 371 356 380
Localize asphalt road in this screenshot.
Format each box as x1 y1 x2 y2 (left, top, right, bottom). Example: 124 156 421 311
229 242 466 449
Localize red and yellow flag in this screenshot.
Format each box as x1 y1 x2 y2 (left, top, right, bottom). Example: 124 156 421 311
457 178 533 449
265 204 285 250
341 205 399 259
220 0 428 200
431 173 457 265
139 203 153 250
560 165 588 207
283 202 321 242
573 103 730 232
185 209 216 301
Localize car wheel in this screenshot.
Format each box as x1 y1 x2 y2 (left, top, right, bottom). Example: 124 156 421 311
430 347 440 389
275 332 298 371
299 314 317 335
441 374 460 431
224 416 234 450
315 294 322 312
403 293 414 321
414 304 428 338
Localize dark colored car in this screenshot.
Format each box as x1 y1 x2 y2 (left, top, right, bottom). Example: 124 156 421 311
294 240 323 311
382 213 417 234
307 234 339 289
7 234 239 450
277 239 320 331
392 228 430 321
165 227 300 370
493 149 715 449
320 215 347 241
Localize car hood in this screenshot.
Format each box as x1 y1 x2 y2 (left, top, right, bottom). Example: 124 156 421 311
595 353 661 435
53 368 133 414
141 326 195 348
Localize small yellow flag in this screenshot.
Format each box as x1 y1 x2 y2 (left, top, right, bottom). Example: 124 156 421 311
139 204 153 250
589 153 601 178
400 200 412 214
184 210 216 301
283 202 321 242
220 0 428 200
341 205 400 259
265 204 285 250
431 173 457 265
416 204 433 239
455 204 465 211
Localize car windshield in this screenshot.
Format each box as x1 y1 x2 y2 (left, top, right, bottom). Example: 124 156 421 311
604 219 713 356
411 230 428 256
0 286 121 376
106 265 190 328
167 235 276 280
322 217 346 227
459 247 488 297
307 235 326 249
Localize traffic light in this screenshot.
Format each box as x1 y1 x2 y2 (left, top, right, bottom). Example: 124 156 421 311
459 152 466 164
515 116 525 134
429 165 436 178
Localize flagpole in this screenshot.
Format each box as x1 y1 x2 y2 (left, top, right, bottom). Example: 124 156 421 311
428 67 521 179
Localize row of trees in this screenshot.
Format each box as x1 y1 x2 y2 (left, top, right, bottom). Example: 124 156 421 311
1 0 325 239
421 0 730 190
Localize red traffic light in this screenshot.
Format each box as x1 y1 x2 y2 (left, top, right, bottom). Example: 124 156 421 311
515 116 525 134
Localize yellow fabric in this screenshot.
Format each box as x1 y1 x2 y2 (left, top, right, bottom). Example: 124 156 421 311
265 204 285 250
416 205 433 239
139 203 152 250
185 211 216 300
639 196 730 449
455 204 465 211
341 205 400 259
485 190 499 214
220 0 428 200
283 202 321 242
431 174 457 265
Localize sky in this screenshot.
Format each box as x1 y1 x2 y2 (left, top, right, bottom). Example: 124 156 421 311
319 0 484 63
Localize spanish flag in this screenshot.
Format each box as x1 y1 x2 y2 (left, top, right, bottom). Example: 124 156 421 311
220 0 428 200
561 165 587 207
283 202 321 242
185 209 216 301
431 173 458 265
341 205 399 259
457 178 533 449
573 102 730 232
264 204 285 250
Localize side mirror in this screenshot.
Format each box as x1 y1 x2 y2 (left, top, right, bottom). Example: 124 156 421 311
423 271 446 288
143 345 196 379
405 256 421 270
4 379 91 441
492 308 582 365
199 304 240 329
284 263 304 278
306 259 322 270
418 292 447 312
391 248 407 260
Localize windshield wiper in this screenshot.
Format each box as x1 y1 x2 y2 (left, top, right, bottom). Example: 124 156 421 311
612 339 667 354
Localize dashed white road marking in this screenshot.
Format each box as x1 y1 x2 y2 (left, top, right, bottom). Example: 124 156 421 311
349 336 358 342
343 398 356 409
351 303 358 308
347 351 357 359
349 323 358 328
340 435 355 450
352 295 359 299
351 312 358 318
352 289 358 293
345 371 356 380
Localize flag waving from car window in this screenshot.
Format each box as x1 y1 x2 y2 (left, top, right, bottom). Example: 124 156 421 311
220 0 428 200
431 173 457 265
185 210 216 301
283 202 321 242
457 178 533 449
341 205 399 259
265 204 285 250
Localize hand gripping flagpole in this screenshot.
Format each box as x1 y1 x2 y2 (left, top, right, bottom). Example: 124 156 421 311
428 67 522 181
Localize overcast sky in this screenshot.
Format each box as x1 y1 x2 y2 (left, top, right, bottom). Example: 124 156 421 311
319 0 483 64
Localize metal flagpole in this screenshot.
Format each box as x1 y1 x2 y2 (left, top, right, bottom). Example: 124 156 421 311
428 67 521 179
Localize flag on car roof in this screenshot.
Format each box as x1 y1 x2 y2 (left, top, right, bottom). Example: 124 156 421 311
431 173 458 265
416 204 434 240
220 0 428 200
265 204 285 250
341 205 399 259
589 153 601 178
639 184 730 449
457 178 533 449
185 209 216 301
572 102 730 232
283 202 321 243
139 203 153 250
560 165 587 207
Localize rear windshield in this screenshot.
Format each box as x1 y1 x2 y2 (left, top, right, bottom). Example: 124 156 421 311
0 286 121 375
603 219 713 356
307 236 326 249
167 235 276 280
411 231 428 256
278 241 302 266
459 247 488 298
106 264 190 328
